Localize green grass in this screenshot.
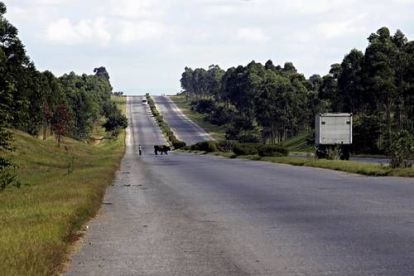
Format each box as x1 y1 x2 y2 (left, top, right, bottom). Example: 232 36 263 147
282 132 313 153
170 96 226 141
112 95 127 116
180 150 414 178
0 97 126 276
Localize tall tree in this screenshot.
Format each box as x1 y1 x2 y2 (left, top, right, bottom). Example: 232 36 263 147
338 49 365 113
364 27 399 135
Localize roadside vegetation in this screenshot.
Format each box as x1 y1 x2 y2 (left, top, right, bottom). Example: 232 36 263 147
178 26 414 168
0 97 127 276
180 140 414 178
0 3 128 275
146 94 186 149
0 2 128 192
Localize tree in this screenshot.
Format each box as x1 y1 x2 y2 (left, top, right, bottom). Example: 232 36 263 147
364 27 399 136
52 104 70 147
41 71 64 140
206 65 224 101
103 112 128 131
94 66 110 80
338 49 364 113
0 2 23 190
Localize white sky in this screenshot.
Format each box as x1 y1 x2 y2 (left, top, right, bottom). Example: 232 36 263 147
4 0 414 95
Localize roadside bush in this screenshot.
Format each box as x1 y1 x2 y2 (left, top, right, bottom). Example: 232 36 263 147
155 115 164 124
168 133 177 141
257 144 289 157
238 134 260 143
352 115 382 154
207 105 235 126
191 99 215 114
190 144 200 151
218 140 239 152
172 140 186 149
232 143 258 156
0 159 20 191
225 116 255 140
388 130 414 168
191 141 220 152
151 109 160 117
103 113 128 131
110 128 121 138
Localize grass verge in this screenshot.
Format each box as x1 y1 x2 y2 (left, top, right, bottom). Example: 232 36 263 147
282 132 313 153
178 150 414 178
0 97 126 276
170 96 226 141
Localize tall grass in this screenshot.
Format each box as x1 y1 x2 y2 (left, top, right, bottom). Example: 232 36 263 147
0 97 126 276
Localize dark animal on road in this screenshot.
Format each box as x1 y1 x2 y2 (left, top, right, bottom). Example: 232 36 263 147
154 145 171 155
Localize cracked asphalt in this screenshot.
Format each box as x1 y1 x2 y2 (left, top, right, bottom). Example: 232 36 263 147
65 96 414 276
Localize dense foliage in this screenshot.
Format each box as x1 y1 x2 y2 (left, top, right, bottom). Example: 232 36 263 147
181 27 414 158
186 140 289 157
0 3 127 141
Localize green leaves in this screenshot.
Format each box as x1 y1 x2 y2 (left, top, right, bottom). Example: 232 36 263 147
388 130 414 168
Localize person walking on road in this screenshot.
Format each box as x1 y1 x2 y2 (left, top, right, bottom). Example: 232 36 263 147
138 144 142 156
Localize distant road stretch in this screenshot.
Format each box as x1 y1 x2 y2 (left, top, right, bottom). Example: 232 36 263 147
153 96 214 145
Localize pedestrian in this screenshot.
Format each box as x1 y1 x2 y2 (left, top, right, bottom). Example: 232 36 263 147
139 144 142 156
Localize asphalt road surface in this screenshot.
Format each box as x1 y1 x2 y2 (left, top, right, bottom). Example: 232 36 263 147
66 96 414 276
153 95 215 145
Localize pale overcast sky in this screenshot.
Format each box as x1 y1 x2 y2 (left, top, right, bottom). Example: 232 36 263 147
4 0 414 95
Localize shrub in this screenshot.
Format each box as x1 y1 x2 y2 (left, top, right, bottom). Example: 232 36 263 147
257 144 289 157
352 115 382 154
103 113 128 131
192 99 215 114
173 140 186 149
190 144 200 151
0 159 20 191
232 143 258 156
218 140 239 152
111 128 121 138
152 109 160 117
207 105 235 126
191 141 220 152
388 130 414 168
168 133 177 141
155 115 164 123
238 134 260 143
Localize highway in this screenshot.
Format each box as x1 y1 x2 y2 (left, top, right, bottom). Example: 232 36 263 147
153 95 214 145
66 96 414 276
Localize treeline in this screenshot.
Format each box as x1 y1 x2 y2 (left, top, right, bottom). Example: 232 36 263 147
0 2 127 188
181 27 414 155
0 2 127 143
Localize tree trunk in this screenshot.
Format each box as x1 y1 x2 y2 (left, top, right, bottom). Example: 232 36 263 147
386 102 391 136
43 123 47 141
